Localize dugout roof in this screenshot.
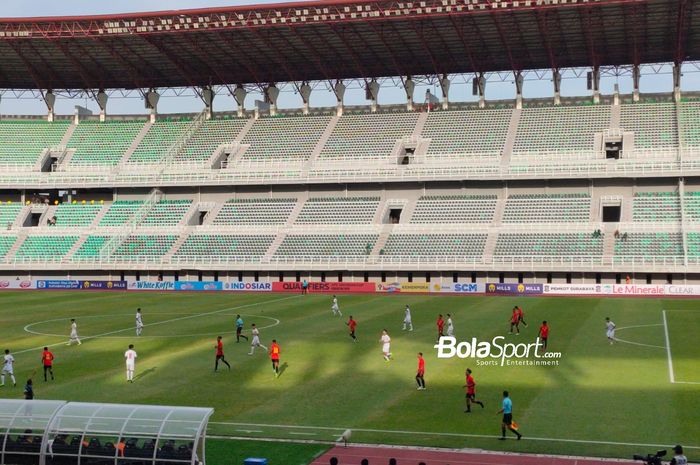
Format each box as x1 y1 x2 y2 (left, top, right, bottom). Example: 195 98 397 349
0 399 213 465
0 0 697 90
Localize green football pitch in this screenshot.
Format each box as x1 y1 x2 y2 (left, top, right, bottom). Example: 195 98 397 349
0 290 698 463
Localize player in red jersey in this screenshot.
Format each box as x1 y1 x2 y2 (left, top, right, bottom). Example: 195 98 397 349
270 340 281 378
516 306 527 327
509 307 520 335
41 347 54 382
436 314 445 339
416 353 426 390
346 316 358 342
538 321 549 352
464 368 484 412
214 336 231 372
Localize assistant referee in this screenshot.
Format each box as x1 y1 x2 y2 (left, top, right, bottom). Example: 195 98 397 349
497 390 522 440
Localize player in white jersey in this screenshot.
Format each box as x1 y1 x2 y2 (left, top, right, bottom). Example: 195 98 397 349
248 324 268 355
446 314 455 337
402 305 413 331
124 344 137 383
331 295 342 316
380 329 392 361
135 308 144 336
68 319 81 345
1 349 16 387
605 317 616 344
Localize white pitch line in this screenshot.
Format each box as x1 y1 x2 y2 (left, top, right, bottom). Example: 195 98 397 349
208 421 700 450
289 432 318 436
23 313 280 339
14 295 298 355
613 337 665 349
662 310 675 384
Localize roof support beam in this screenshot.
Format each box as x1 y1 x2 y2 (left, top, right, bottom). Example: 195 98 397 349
6 41 51 90
490 13 520 73
327 24 372 78
248 28 301 83
215 33 266 85
447 15 481 74
140 35 201 89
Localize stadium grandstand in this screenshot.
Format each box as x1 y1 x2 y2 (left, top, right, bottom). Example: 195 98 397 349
0 0 697 289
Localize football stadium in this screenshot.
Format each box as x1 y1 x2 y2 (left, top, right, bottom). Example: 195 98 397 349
0 0 699 464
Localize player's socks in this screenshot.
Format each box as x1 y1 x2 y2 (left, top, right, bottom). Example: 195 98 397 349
478 401 484 408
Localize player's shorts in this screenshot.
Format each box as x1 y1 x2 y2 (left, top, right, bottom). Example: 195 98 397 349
126 363 135 370
70 331 78 338
503 413 513 424
382 343 391 353
606 330 615 338
541 337 548 344
236 327 242 334
404 318 412 324
251 337 261 346
2 368 13 375
216 354 225 360
447 328 454 336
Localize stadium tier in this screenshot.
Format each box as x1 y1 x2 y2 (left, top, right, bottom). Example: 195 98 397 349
213 198 297 225
501 194 591 223
241 115 331 162
422 109 511 158
410 195 498 224
319 112 419 161
126 119 191 164
66 120 145 166
295 197 380 224
512 103 611 155
0 120 70 167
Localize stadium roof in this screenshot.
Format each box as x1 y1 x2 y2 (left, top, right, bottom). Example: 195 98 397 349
0 0 696 90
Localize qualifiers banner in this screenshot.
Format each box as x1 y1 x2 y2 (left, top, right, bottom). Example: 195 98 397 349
486 283 543 295
0 280 35 290
272 281 376 293
80 280 127 290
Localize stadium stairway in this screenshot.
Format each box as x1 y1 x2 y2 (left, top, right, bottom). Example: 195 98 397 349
59 122 78 147
610 101 621 128
370 223 394 257
119 120 154 167
161 227 192 260
602 223 617 262
500 107 522 166
90 204 110 227
12 206 30 229
179 202 203 226
62 235 89 262
413 111 428 136
3 231 27 262
306 115 340 168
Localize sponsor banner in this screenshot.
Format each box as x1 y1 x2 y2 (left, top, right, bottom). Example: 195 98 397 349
375 282 431 293
128 281 176 291
451 283 484 293
664 284 700 296
80 280 128 290
0 279 36 289
543 284 601 295
426 283 484 293
0 280 35 290
272 281 376 293
486 283 543 295
175 281 223 291
223 282 272 292
36 280 81 290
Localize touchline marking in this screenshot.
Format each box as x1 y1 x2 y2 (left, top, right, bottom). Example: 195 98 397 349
15 295 298 355
208 422 700 450
661 310 675 384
